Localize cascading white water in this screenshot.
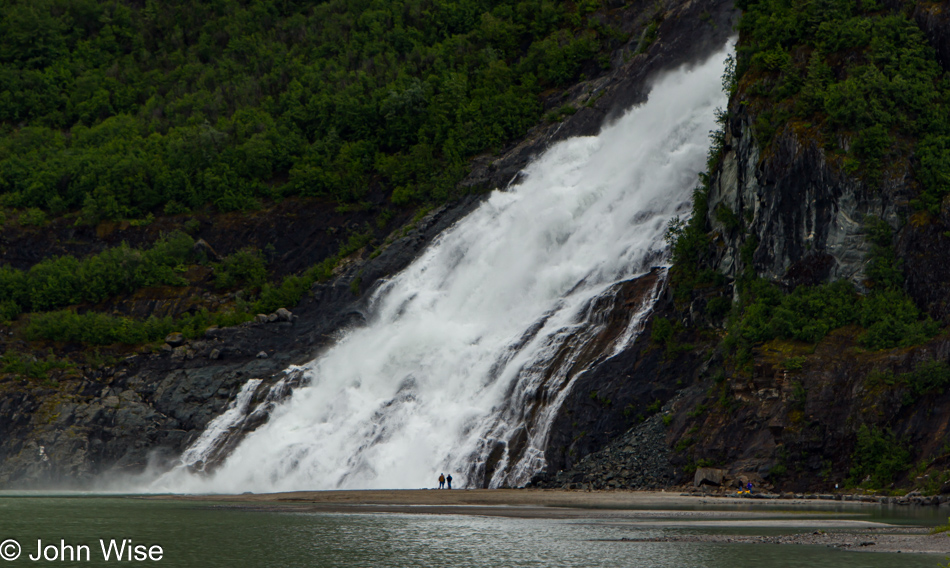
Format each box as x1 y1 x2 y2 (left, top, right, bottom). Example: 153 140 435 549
155 41 733 493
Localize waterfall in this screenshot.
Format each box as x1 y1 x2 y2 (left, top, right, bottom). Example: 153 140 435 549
154 41 733 493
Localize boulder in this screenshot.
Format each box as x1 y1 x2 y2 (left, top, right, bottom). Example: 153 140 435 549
256 351 269 359
694 467 725 487
165 332 185 347
193 238 219 261
276 308 293 322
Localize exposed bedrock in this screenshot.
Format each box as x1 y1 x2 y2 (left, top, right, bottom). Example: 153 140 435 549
539 8 950 491
0 199 479 486
0 0 739 487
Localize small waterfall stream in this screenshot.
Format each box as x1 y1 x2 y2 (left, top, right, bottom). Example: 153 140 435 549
153 42 733 493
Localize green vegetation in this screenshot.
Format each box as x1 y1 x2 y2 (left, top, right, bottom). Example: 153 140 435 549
25 229 373 345
213 248 268 291
0 0 635 350
649 316 694 358
674 436 695 451
736 0 950 211
25 307 250 345
0 0 623 218
686 403 707 418
0 231 193 320
928 518 950 535
0 351 74 379
780 356 805 371
724 215 936 366
867 359 950 403
588 389 611 408
848 424 912 488
662 0 950 492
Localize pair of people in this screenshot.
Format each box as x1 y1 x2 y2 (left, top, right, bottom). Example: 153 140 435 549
438 473 453 489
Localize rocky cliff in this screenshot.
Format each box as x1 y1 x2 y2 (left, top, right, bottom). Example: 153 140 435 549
11 0 948 496
0 0 738 487
0 198 480 485
537 0 950 494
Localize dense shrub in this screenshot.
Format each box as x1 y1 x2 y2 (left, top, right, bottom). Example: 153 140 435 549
26 310 179 345
0 351 73 379
848 424 911 488
213 248 268 291
0 0 621 216
0 231 193 317
723 212 937 361
735 0 950 210
25 230 374 345
870 360 950 399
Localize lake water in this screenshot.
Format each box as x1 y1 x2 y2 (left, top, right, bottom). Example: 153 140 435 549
0 496 944 567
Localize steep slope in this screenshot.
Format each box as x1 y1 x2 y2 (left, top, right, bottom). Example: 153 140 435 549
0 0 738 487
541 0 950 494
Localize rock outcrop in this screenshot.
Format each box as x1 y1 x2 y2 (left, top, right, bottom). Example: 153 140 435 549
705 107 906 290
0 0 742 488
0 199 480 486
535 2 950 494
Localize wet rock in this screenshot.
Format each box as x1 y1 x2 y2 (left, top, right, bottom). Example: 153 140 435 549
193 238 219 261
695 468 726 487
165 333 185 347
0 0 745 489
256 351 268 359
705 107 891 290
534 398 677 490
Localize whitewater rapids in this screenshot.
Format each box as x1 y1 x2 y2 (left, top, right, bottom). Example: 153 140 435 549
153 41 734 493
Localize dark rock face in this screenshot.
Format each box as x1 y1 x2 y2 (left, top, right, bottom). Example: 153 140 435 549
705 107 908 289
694 466 725 487
533 400 676 490
535 6 950 493
900 219 950 322
665 332 950 493
910 1 950 72
0 199 480 486
542 278 708 476
0 0 742 488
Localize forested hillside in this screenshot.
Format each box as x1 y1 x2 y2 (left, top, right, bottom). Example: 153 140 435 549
656 0 950 493
1 0 619 216
0 0 633 356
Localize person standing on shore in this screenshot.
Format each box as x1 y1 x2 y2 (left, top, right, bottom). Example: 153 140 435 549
446 474 453 489
438 473 445 489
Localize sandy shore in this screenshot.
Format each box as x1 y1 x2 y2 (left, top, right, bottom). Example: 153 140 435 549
147 489 950 554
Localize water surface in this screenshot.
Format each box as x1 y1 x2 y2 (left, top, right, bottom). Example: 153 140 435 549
0 497 942 567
